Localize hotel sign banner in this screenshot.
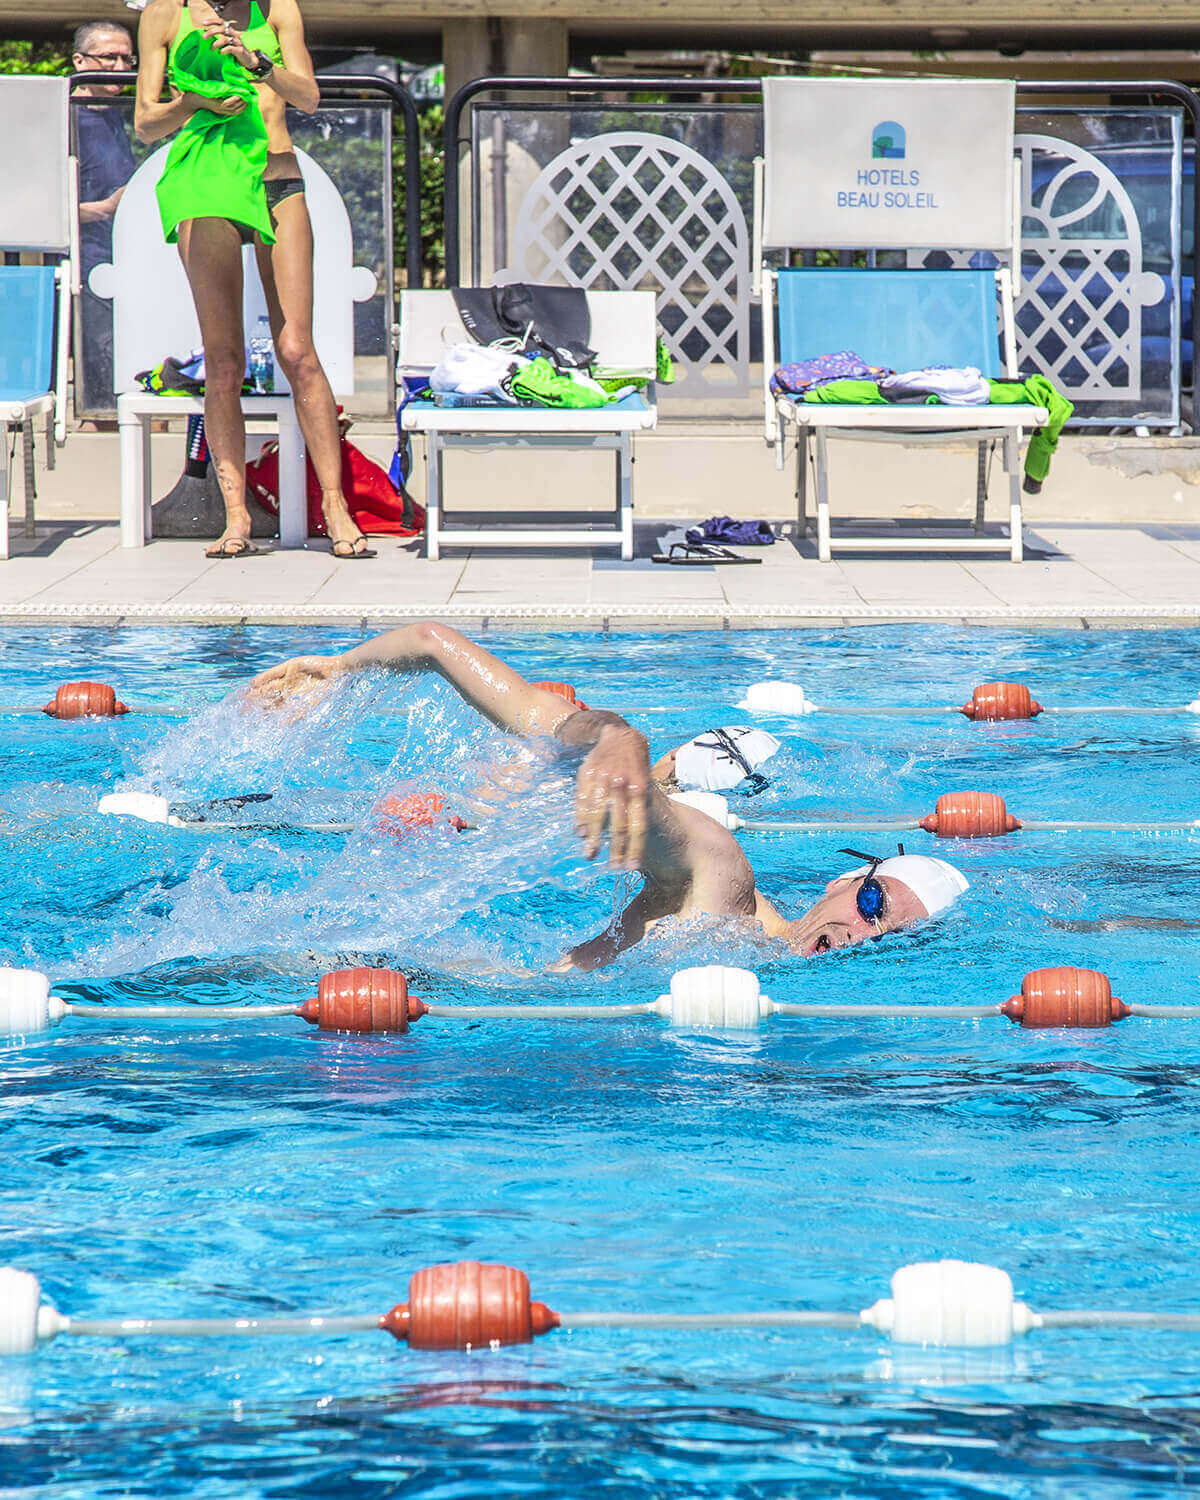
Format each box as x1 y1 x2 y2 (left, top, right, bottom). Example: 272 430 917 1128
762 77 1016 251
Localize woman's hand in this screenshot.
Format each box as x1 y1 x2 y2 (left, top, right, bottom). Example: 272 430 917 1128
248 654 346 706
201 15 257 70
199 92 247 116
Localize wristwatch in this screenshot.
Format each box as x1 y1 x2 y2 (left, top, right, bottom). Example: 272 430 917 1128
246 49 274 79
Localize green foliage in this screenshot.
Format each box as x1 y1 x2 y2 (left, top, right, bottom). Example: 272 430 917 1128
0 40 71 76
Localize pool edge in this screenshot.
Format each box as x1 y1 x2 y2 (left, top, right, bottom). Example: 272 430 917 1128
0 602 1198 630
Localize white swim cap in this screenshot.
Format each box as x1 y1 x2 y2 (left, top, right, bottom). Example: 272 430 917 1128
673 726 782 792
843 854 969 919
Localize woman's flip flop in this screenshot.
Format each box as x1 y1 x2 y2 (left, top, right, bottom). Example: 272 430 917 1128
206 537 263 559
331 538 377 559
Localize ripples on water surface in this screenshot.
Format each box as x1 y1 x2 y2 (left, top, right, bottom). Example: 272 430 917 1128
3 624 1200 1497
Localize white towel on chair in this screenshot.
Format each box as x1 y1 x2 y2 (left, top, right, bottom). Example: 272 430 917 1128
879 366 990 405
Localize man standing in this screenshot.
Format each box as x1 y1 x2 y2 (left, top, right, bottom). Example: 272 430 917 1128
72 20 137 414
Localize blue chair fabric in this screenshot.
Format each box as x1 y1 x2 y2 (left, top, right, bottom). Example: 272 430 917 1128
775 268 1002 376
0 266 55 403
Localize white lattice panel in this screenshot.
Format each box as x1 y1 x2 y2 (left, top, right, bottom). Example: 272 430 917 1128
506 131 751 397
909 133 1167 404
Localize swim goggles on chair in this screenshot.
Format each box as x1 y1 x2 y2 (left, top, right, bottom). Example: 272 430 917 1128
837 844 906 923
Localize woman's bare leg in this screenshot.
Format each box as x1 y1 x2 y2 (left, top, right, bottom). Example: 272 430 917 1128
254 194 370 556
178 217 254 556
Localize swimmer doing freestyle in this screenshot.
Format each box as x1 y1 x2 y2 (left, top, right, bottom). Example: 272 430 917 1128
135 0 374 560
252 623 968 969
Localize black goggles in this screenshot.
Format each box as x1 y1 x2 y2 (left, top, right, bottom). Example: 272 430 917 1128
692 727 770 795
838 844 905 923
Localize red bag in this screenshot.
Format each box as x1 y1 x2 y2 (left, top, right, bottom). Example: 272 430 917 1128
246 424 425 538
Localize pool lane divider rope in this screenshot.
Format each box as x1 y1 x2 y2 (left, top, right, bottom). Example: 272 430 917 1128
96 791 472 837
673 789 1200 838
4 1258 1199 1357
4 964 1199 1041
93 787 1200 840
9 678 1200 722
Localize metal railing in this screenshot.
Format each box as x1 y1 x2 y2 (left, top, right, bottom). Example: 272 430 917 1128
442 76 762 288
444 73 1200 423
71 71 423 289
1020 79 1200 401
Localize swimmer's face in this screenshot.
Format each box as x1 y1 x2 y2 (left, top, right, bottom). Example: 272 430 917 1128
786 874 928 957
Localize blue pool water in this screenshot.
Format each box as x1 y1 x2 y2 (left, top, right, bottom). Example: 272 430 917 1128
4 623 1200 1497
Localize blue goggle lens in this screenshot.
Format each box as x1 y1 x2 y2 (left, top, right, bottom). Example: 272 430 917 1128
856 877 886 922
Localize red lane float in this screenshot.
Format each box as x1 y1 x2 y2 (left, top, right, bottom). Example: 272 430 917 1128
297 967 429 1033
381 1260 560 1349
372 792 469 836
960 682 1043 721
920 791 1021 839
42 682 129 719
1002 967 1130 1028
532 680 590 713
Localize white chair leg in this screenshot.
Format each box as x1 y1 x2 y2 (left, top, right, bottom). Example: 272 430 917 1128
0 430 9 561
1007 431 1023 563
815 427 832 563
425 434 441 561
276 403 307 548
141 416 153 540
118 400 145 548
618 435 633 560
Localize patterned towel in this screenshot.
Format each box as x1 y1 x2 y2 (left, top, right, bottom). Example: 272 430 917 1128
770 350 890 396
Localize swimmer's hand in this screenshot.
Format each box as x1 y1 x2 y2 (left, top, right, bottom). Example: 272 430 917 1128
573 723 650 870
249 654 346 706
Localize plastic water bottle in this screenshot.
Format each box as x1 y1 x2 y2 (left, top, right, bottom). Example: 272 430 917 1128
248 315 274 394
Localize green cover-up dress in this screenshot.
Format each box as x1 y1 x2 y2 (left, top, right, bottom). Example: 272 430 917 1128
155 0 284 245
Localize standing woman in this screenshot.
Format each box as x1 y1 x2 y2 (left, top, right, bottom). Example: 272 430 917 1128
134 0 374 558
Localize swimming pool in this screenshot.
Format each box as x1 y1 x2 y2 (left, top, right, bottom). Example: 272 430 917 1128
4 623 1200 1497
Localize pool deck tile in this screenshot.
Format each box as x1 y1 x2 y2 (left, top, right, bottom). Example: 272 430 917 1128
3 513 1200 628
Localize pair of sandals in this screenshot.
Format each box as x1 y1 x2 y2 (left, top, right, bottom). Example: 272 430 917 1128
206 535 376 560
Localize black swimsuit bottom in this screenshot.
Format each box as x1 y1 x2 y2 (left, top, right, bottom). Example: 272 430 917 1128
264 176 305 215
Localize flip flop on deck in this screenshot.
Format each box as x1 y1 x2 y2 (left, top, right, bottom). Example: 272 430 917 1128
651 542 762 565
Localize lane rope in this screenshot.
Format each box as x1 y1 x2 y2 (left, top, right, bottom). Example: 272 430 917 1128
10 677 1200 723
4 964 1199 1040
92 787 1200 841
671 789 1200 839
4 1258 1197 1356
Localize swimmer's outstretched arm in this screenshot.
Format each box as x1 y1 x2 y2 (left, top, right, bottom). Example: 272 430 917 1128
252 622 658 866
252 622 577 736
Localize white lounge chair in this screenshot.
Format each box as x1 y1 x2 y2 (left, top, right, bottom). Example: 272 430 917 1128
0 77 76 559
758 77 1049 562
88 146 376 547
397 288 658 560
